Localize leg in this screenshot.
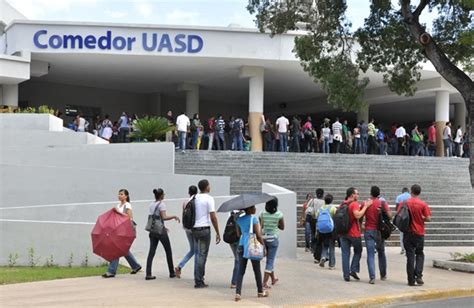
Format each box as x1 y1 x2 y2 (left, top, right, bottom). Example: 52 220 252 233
377 238 387 279
399 231 405 253
230 242 240 286
404 233 416 284
304 220 311 250
350 237 362 274
146 234 159 276
339 236 351 280
264 239 279 281
124 251 141 271
414 235 425 280
328 239 336 268
251 259 263 293
236 246 248 296
364 231 376 280
194 228 211 286
107 258 119 275
178 229 195 270
159 233 176 276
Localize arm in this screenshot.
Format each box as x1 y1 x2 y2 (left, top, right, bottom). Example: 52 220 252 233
254 222 264 245
353 201 372 219
160 210 180 222
123 207 133 220
210 212 221 244
384 203 393 220
278 217 285 231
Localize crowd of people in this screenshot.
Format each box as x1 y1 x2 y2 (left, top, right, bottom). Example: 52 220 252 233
74 110 469 158
102 180 431 302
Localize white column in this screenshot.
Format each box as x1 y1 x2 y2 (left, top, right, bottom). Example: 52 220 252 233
239 66 264 151
454 102 467 132
2 84 19 107
178 83 199 117
435 90 450 156
357 104 369 123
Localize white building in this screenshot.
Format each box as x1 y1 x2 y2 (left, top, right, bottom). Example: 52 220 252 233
0 0 467 151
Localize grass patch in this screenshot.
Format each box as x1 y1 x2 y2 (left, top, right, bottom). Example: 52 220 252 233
0 265 129 285
450 252 474 263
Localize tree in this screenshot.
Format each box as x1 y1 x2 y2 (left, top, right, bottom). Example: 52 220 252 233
247 0 474 187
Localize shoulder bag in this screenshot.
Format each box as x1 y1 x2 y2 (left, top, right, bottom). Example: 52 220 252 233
145 201 165 236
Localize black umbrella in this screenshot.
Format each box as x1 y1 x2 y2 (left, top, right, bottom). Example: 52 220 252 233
217 193 275 212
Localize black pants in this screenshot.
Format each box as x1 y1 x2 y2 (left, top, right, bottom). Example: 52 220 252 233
236 247 263 295
403 232 424 283
313 233 323 261
368 136 377 154
146 232 175 276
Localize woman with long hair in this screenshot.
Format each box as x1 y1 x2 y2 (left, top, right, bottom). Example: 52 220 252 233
145 188 180 280
102 189 142 278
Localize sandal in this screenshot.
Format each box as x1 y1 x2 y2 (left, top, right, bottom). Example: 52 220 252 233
235 294 241 302
258 291 269 298
272 278 279 286
263 284 271 290
174 267 181 278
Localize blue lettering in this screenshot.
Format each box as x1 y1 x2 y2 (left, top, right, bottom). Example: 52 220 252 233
158 34 173 52
112 36 126 50
49 35 62 49
142 33 157 51
84 35 96 49
174 34 186 53
63 35 83 49
127 37 136 51
187 35 203 53
98 31 112 50
33 30 48 49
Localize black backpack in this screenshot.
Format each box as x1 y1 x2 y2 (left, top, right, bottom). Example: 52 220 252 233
377 201 395 240
393 202 411 233
334 202 352 235
223 212 240 244
182 196 196 229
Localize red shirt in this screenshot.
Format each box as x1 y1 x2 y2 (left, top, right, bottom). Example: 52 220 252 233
363 198 391 231
428 125 436 143
347 201 361 238
405 197 431 236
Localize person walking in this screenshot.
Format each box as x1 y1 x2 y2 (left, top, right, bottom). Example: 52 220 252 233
227 210 242 289
276 113 289 152
102 189 142 278
193 179 221 288
300 193 313 252
145 188 180 280
339 187 372 282
176 111 190 153
402 184 432 286
190 113 203 150
175 185 198 278
363 186 392 284
235 205 269 301
395 187 411 254
311 188 325 262
315 194 337 269
259 197 284 289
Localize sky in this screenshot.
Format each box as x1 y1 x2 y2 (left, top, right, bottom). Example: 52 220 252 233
6 0 374 29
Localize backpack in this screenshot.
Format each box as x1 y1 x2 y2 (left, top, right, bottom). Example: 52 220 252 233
232 119 242 133
393 202 411 233
223 212 240 244
182 196 196 229
316 206 334 234
377 201 395 240
334 202 352 235
377 130 384 142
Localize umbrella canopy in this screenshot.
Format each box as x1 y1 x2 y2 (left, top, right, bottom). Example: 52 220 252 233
91 209 136 262
217 192 275 212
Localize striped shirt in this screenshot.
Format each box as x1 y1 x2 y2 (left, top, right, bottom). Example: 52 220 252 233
259 210 284 237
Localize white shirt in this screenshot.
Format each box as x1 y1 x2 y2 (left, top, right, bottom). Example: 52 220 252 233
276 116 289 133
443 126 451 139
116 202 132 214
332 121 342 136
176 114 190 132
454 128 463 143
77 117 87 132
193 193 215 228
395 127 406 138
149 201 166 215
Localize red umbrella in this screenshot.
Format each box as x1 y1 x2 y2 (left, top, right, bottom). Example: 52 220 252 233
91 209 136 262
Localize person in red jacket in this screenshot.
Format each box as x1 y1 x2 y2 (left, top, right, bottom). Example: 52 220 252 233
402 184 432 286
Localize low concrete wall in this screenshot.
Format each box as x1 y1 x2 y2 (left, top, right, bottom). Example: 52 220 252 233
0 114 63 131
0 184 296 266
1 129 108 146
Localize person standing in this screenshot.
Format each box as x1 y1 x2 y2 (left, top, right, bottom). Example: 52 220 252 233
362 186 392 284
342 119 350 153
215 115 226 150
302 116 314 152
193 179 221 288
190 113 203 150
454 125 463 157
145 188 180 280
206 116 216 150
75 113 88 133
175 185 198 278
443 122 453 157
367 119 377 154
260 197 284 289
395 124 407 155
353 126 361 154
165 110 174 143
321 123 331 154
176 111 190 153
402 184 432 286
339 187 372 282
332 118 343 153
427 122 436 156
360 121 369 154
290 115 301 152
102 189 142 278
411 125 424 156
232 116 244 151
118 112 129 143
395 187 411 254
276 114 289 152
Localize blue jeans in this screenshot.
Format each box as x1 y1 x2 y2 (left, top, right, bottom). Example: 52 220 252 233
279 133 288 152
178 131 187 151
107 251 141 275
233 132 243 151
229 242 240 285
354 138 362 154
364 230 387 280
320 233 335 267
264 238 279 273
192 227 211 286
400 231 405 251
361 134 368 153
178 229 195 269
305 220 312 249
323 137 330 153
191 131 199 149
217 132 226 150
340 236 362 280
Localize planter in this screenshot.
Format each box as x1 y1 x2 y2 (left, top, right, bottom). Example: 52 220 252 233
0 114 63 131
433 259 474 273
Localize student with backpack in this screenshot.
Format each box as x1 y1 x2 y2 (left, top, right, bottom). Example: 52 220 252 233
224 210 242 289
259 197 284 289
175 185 198 278
362 186 392 284
315 194 337 269
400 184 432 286
310 188 325 262
336 187 372 282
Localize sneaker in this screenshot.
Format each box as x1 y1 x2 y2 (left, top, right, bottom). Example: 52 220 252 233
130 266 142 274
344 277 350 282
145 276 156 280
257 291 269 298
381 276 387 281
169 273 176 278
408 281 416 286
319 258 326 268
314 259 320 264
350 272 360 281
194 283 209 289
369 279 375 284
328 266 336 270
400 250 405 255
174 267 181 278
102 273 115 278
416 278 424 285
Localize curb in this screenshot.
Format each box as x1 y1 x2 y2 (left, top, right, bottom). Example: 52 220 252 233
303 287 473 307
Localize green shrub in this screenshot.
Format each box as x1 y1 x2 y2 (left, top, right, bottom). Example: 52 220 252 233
8 253 19 267
129 117 174 142
450 252 474 263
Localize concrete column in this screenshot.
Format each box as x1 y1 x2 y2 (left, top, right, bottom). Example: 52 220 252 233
178 83 199 117
435 91 450 157
2 84 19 107
239 66 264 151
454 103 467 133
357 104 369 123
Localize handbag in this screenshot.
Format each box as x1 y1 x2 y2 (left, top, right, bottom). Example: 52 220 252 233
243 215 264 261
145 201 165 236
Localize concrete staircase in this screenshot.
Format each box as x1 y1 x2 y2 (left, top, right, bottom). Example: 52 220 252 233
175 151 474 247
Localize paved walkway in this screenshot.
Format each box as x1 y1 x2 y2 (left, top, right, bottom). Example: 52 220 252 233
1 247 473 307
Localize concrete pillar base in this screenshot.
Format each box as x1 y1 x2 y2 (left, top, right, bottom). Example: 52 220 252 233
249 112 263 151
2 84 19 107
435 121 446 157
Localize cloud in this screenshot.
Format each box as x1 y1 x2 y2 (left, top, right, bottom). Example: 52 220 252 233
7 0 99 19
165 9 200 25
134 1 154 18
104 9 128 19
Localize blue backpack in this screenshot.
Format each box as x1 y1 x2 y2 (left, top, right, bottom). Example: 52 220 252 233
377 129 385 141
317 206 334 234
